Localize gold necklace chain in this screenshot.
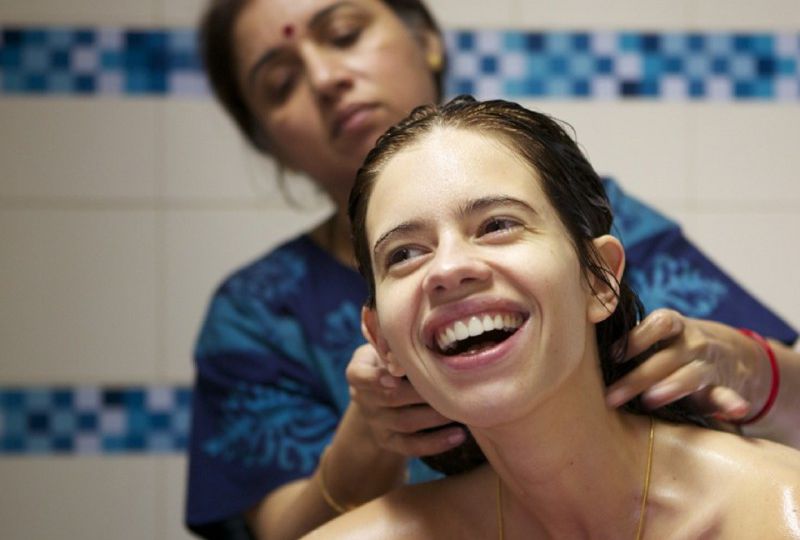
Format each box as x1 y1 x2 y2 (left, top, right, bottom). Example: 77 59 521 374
497 417 655 540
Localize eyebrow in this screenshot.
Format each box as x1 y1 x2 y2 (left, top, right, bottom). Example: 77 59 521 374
371 195 539 258
246 1 356 88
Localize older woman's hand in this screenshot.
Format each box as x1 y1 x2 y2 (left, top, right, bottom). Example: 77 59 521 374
346 344 466 457
605 309 774 421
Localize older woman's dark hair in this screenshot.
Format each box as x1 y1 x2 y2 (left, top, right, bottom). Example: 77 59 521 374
199 0 446 153
350 96 708 474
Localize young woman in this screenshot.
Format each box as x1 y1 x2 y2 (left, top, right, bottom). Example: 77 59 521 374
304 96 800 539
186 1 800 538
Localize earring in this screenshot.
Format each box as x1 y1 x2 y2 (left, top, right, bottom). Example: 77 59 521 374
427 52 443 72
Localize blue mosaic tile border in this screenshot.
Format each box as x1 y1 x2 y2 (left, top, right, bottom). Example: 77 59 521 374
1 27 799 100
0 386 191 454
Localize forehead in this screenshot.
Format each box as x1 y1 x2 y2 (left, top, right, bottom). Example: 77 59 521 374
235 0 376 51
366 128 553 238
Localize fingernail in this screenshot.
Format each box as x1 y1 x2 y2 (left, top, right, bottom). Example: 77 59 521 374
447 430 466 445
379 375 398 388
645 383 676 401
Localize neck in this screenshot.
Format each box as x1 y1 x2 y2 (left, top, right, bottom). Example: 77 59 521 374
310 209 355 268
472 355 652 538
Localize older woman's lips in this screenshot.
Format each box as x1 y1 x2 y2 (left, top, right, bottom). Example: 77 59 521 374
331 103 378 139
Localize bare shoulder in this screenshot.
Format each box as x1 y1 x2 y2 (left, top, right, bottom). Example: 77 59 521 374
657 422 800 537
302 465 495 540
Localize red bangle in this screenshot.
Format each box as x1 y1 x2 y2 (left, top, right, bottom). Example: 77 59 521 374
734 328 780 425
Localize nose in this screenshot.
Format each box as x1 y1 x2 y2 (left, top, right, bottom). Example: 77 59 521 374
422 237 492 298
302 45 352 103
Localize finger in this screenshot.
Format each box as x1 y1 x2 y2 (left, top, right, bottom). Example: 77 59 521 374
638 359 715 409
623 309 684 361
690 386 751 420
381 404 455 435
351 377 428 409
606 350 691 407
385 424 467 457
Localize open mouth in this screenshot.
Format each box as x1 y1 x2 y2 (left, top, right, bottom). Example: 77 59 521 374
433 313 526 356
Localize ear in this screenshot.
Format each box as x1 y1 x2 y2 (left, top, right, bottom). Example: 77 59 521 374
361 307 406 377
414 26 444 74
587 235 626 324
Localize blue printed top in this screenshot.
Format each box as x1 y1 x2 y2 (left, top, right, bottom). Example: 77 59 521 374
185 179 797 533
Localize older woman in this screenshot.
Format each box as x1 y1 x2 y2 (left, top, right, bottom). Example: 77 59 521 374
187 1 800 538
305 96 800 539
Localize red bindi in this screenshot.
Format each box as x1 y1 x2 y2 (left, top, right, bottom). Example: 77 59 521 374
282 24 295 38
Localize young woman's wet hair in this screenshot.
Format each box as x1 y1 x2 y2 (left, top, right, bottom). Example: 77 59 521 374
199 0 446 154
350 96 708 474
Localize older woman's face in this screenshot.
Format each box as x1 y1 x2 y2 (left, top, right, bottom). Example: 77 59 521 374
234 0 440 206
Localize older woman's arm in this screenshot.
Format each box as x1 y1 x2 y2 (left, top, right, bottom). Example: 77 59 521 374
606 309 800 449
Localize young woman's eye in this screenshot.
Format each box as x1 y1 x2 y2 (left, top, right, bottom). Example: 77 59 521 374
480 217 522 236
386 246 424 268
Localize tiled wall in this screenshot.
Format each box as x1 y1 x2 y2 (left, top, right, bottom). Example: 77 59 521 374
2 1 799 539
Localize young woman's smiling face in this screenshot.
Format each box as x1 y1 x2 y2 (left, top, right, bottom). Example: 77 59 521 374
363 127 609 427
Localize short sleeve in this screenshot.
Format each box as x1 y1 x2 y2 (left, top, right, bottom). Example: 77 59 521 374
185 287 339 529
605 178 797 344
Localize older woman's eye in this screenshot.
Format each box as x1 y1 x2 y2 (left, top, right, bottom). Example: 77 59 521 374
262 70 297 106
330 27 361 48
386 246 424 268
480 217 522 236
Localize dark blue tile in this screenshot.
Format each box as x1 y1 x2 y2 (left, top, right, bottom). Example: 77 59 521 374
548 55 568 75
711 56 729 75
1 47 23 69
50 50 70 69
687 33 706 52
572 79 590 96
75 75 96 94
176 388 192 407
733 34 753 52
28 412 50 431
52 436 74 451
453 79 474 96
456 31 474 51
1 390 25 409
78 413 98 431
53 389 73 408
524 33 545 52
3 29 24 46
756 57 776 76
124 389 145 408
641 33 660 52
126 434 146 450
523 78 545 96
689 79 706 98
2 437 25 452
24 29 47 46
572 33 590 52
664 56 684 74
149 412 171 430
480 55 498 74
620 81 641 96
74 29 95 46
595 56 613 74
640 80 659 97
24 73 47 92
103 389 125 406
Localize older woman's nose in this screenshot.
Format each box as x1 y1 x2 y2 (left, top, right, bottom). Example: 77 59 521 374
302 45 353 101
422 239 491 297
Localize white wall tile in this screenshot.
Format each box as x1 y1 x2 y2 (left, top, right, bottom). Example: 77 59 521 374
689 210 800 329
0 208 159 383
427 0 519 28
689 0 800 29
162 205 330 381
159 0 206 27
162 101 274 202
689 104 800 204
159 455 195 540
520 101 691 206
0 99 158 201
0 457 158 540
0 0 157 26
518 0 689 30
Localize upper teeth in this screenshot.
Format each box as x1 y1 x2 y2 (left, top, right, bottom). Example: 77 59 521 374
436 313 523 352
